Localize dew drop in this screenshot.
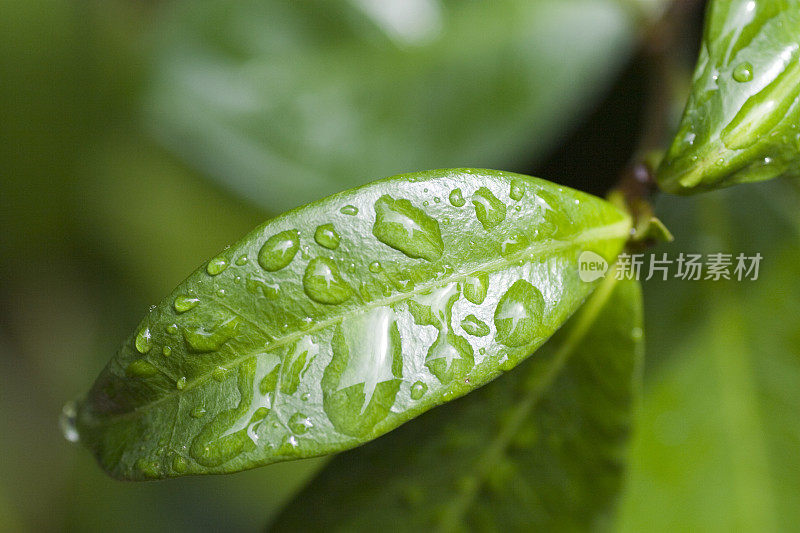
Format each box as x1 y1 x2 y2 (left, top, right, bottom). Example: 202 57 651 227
340 204 359 216
314 224 341 250
733 61 754 82
472 187 506 230
173 295 199 313
162 346 172 357
494 280 545 347
303 257 353 304
176 376 187 390
410 380 428 400
460 314 490 337
258 229 300 271
216 288 226 297
369 261 383 273
166 323 179 335
135 327 152 354
509 180 525 201
190 406 207 419
212 366 229 382
206 256 228 276
125 359 158 378
448 188 465 207
59 401 80 443
235 255 248 266
288 412 314 434
372 195 443 261
462 273 489 304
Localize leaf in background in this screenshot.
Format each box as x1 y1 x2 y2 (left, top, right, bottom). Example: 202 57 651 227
618 179 800 530
146 0 663 213
68 169 630 480
271 273 643 532
657 0 800 194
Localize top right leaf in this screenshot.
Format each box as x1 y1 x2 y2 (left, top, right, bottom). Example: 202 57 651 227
657 0 800 194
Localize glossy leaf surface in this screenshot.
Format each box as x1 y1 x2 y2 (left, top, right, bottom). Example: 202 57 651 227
69 169 630 480
658 0 800 193
272 273 643 531
146 0 660 212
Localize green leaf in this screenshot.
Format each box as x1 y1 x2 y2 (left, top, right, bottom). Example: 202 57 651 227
618 180 800 531
657 0 800 194
271 273 643 532
68 168 630 480
146 0 661 213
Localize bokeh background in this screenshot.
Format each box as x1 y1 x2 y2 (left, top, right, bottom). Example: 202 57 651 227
2 0 799 531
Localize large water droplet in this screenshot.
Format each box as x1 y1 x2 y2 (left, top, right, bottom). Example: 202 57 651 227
206 256 229 276
288 412 314 434
733 62 754 82
174 295 200 313
303 257 352 304
460 314 490 337
60 401 80 443
509 180 525 201
472 187 506 230
426 332 474 384
314 224 340 250
372 195 443 261
494 280 545 347
410 380 428 400
448 188 466 207
135 326 152 354
462 273 489 304
125 359 158 378
258 229 300 271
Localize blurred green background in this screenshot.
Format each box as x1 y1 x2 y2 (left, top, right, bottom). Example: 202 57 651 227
1 0 798 531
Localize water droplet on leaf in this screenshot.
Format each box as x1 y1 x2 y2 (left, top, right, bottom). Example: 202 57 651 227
303 257 352 304
206 256 228 275
410 381 428 400
258 229 300 271
314 224 340 249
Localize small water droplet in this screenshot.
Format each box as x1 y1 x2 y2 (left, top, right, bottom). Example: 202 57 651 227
314 224 341 249
410 381 428 400
340 205 359 216
235 255 248 266
509 180 525 201
190 406 207 418
60 401 80 443
176 376 187 390
433 196 441 203
174 295 199 313
301 393 311 401
369 261 383 273
216 288 226 297
733 62 754 82
135 327 152 354
448 188 465 207
288 412 314 434
303 257 353 304
206 256 228 276
462 273 489 304
461 314 490 337
258 229 300 271
166 323 178 335
212 366 229 382
162 346 172 357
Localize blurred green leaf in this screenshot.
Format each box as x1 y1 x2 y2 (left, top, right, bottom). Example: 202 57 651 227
72 169 630 479
658 0 800 193
146 0 660 212
618 180 800 531
272 273 643 531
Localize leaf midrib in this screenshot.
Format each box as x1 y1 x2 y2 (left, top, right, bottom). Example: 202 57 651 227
91 218 630 425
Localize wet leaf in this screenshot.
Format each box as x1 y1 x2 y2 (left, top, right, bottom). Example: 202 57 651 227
271 273 643 531
68 169 630 480
658 0 800 193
